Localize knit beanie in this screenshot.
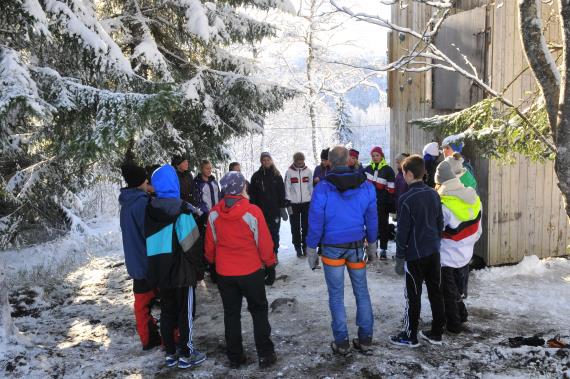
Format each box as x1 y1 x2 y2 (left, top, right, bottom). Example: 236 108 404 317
435 160 456 185
423 142 440 157
349 149 360 158
370 146 384 157
445 155 465 176
171 155 186 167
320 148 330 160
260 152 272 161
293 152 305 161
442 135 464 153
121 164 147 188
220 171 246 195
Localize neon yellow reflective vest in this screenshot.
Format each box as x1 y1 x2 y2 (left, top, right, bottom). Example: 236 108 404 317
440 195 481 222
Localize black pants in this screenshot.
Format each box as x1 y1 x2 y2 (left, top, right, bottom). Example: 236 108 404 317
290 202 309 250
264 211 281 254
160 286 191 355
378 205 390 250
454 264 469 322
217 270 274 361
404 253 445 340
441 267 463 329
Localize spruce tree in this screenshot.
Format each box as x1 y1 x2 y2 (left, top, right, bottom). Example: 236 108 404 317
0 0 293 247
334 96 352 145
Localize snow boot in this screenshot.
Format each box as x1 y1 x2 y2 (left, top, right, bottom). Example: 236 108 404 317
295 246 303 258
229 354 247 369
352 337 373 354
178 350 206 369
331 340 352 356
446 323 462 335
165 354 178 367
419 330 443 345
379 249 388 260
389 332 419 348
258 352 277 368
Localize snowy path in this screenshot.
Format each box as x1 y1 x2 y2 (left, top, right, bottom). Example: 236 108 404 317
1 218 570 378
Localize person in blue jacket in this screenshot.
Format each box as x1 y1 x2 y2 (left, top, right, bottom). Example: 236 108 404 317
119 163 161 351
306 146 378 355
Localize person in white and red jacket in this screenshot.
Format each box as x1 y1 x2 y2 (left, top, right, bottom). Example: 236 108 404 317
435 157 482 334
284 152 313 257
204 171 277 369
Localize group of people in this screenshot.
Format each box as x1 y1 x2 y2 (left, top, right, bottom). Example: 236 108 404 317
117 136 482 370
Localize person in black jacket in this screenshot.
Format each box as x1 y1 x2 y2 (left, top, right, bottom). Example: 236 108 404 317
389 155 445 348
249 152 287 255
363 146 396 260
172 155 197 205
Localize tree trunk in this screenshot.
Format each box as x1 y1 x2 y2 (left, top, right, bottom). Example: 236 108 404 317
556 0 570 218
307 0 319 164
0 266 16 344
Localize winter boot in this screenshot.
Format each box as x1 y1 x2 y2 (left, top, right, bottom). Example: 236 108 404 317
419 330 443 345
295 246 303 258
389 332 419 348
143 319 161 351
331 340 351 356
352 337 373 353
258 352 277 368
379 249 388 260
229 354 247 369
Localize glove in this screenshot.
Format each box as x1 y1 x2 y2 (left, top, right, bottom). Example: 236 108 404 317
307 247 319 270
264 265 276 286
395 257 405 276
366 241 377 262
287 206 293 216
209 264 217 284
280 208 288 221
183 202 204 217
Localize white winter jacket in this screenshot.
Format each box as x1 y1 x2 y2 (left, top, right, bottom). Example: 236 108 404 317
284 165 313 204
438 178 482 268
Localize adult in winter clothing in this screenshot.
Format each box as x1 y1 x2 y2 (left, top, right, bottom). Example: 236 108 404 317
435 157 482 332
249 152 287 255
119 164 161 351
390 155 446 348
145 164 206 369
172 156 196 205
442 137 478 191
394 153 410 212
306 146 378 355
284 152 313 257
313 148 331 185
193 159 221 216
422 142 442 188
363 146 396 260
205 172 278 369
348 149 364 174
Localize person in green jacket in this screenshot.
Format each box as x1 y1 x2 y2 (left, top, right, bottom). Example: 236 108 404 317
446 154 478 190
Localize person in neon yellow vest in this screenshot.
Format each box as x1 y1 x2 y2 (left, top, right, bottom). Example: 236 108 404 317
435 158 482 333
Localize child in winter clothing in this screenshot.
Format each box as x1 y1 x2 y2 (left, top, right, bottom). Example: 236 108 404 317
390 155 446 348
193 159 221 216
363 146 395 260
394 153 410 211
205 172 278 369
436 156 482 332
422 142 441 188
441 136 478 191
284 152 313 257
313 148 331 185
119 164 161 351
249 152 287 255
348 149 364 174
145 164 206 369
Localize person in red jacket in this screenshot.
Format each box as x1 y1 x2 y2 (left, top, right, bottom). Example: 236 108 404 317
204 171 277 369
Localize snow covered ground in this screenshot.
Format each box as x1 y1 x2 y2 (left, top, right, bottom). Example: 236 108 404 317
1 217 570 378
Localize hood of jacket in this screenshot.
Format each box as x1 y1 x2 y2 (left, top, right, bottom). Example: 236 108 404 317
438 177 477 204
119 188 148 208
152 165 180 199
438 178 481 221
289 164 308 171
325 167 366 193
216 196 250 221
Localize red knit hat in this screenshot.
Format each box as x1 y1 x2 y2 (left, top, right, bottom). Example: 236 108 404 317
349 149 359 158
370 146 384 157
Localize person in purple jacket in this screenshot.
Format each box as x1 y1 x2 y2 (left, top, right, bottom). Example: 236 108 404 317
313 148 331 185
394 153 410 213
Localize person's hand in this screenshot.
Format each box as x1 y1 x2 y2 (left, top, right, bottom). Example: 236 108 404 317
395 257 405 276
280 208 288 221
314 177 320 184
264 265 276 286
366 241 377 262
307 247 319 270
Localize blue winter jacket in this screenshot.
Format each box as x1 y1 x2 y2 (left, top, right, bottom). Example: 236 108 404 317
396 181 444 261
119 188 149 280
307 167 378 248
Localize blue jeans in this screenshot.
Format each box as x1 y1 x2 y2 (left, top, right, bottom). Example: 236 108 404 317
321 246 374 344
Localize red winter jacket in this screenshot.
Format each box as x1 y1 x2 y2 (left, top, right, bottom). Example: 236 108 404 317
205 195 276 276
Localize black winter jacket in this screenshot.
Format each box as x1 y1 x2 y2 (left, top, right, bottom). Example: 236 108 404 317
249 167 286 217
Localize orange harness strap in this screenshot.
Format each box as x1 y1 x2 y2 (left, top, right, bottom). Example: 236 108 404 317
346 261 366 270
321 256 346 267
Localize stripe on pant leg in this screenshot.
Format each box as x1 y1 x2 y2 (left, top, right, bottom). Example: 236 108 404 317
187 286 194 354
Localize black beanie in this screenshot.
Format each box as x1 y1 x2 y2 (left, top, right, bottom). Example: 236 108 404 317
171 155 186 167
121 164 147 188
320 148 330 160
